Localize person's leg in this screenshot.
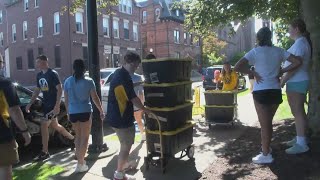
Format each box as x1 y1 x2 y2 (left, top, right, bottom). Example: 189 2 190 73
78 118 92 165
41 120 51 153
50 118 74 140
134 110 144 135
0 166 12 180
72 122 81 163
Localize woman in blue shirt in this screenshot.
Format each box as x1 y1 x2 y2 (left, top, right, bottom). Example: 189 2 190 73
64 59 105 173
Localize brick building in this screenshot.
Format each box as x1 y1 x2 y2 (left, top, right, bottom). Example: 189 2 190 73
0 0 142 85
137 0 202 65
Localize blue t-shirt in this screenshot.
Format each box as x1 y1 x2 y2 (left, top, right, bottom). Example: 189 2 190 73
36 68 61 108
106 67 137 128
64 76 96 114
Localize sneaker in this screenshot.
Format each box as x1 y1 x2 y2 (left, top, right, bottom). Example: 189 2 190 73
114 171 136 180
33 151 50 162
252 153 274 164
285 143 309 154
74 161 88 173
285 138 296 147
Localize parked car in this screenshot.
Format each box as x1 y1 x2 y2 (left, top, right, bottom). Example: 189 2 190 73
202 65 246 90
12 83 72 146
85 68 118 86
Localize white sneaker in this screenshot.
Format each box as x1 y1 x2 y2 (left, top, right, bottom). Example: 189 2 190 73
114 171 136 180
77 164 89 173
252 153 274 164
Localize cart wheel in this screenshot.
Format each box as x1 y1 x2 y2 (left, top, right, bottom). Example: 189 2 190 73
144 157 149 171
187 146 195 159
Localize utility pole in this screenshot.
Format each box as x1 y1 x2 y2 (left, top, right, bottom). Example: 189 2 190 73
87 0 108 153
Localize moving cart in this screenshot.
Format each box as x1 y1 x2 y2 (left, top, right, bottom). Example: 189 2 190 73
204 90 238 128
144 114 195 174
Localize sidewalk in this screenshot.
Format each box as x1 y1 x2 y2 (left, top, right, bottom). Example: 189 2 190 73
15 93 257 180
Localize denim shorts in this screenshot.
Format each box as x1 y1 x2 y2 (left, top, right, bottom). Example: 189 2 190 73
286 80 309 94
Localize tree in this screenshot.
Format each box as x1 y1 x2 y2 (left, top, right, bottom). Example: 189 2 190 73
274 19 295 49
62 0 118 14
202 32 227 66
180 0 320 135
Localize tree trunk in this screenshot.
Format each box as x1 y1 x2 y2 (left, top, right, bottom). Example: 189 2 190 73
301 0 320 136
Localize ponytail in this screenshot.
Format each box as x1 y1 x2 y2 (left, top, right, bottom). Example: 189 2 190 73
73 59 86 82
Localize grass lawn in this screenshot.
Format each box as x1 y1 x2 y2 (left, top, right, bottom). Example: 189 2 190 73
13 163 64 180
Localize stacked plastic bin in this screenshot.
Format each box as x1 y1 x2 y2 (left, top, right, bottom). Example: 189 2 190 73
142 58 195 172
204 90 237 128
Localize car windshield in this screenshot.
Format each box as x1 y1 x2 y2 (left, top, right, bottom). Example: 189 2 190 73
100 71 113 79
16 89 31 104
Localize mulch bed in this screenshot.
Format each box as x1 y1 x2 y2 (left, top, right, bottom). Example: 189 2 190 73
200 120 320 180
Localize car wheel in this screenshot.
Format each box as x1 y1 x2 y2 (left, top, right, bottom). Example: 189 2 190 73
56 116 73 146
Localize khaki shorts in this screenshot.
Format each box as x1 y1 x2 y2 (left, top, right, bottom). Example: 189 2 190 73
113 126 135 146
0 140 19 167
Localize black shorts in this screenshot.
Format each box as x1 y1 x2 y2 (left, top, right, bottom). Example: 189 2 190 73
252 89 283 105
69 112 91 123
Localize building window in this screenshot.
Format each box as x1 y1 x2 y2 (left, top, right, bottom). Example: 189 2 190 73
184 32 188 44
174 30 180 44
37 16 43 37
102 16 109 37
75 12 83 33
34 0 39 7
124 20 129 40
190 33 193 45
38 47 43 55
24 0 29 11
142 11 147 23
113 18 119 38
12 24 16 42
54 45 61 68
0 10 3 24
155 8 160 22
0 32 3 46
27 49 34 69
119 0 132 14
16 57 23 70
175 52 180 59
23 21 27 40
54 12 60 34
176 10 179 16
133 23 138 41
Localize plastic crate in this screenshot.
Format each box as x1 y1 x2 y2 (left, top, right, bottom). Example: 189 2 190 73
205 105 236 124
142 58 192 83
146 121 194 156
204 90 236 106
143 81 192 107
145 102 193 131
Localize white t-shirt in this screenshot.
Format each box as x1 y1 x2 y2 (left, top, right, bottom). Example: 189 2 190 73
244 46 291 91
283 37 311 82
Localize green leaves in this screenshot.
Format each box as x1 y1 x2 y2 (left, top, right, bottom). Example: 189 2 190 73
62 0 119 14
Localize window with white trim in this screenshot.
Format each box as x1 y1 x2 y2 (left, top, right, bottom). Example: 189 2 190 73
23 21 28 40
75 12 83 33
119 0 132 14
142 11 147 23
174 30 180 44
37 16 43 37
0 11 3 24
113 18 119 38
12 24 16 42
133 23 138 41
24 0 29 11
34 0 39 7
102 16 109 37
176 10 179 16
184 32 188 44
124 20 129 40
0 32 3 46
54 12 60 34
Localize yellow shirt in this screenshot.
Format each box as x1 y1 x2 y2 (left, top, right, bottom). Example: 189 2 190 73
221 71 238 91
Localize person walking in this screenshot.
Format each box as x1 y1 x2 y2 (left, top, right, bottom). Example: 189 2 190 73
64 59 105 173
280 18 312 154
0 54 31 180
234 27 302 164
26 55 74 161
106 51 152 180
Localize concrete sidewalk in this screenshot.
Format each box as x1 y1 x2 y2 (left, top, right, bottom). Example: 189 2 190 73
15 93 258 180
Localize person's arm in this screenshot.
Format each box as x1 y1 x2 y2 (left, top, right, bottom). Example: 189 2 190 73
131 97 151 114
26 88 40 113
234 57 263 84
90 80 105 120
280 54 303 86
64 91 69 113
53 84 62 115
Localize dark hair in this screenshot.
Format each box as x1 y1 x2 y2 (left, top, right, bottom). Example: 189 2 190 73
257 27 272 47
124 51 141 64
145 53 156 60
290 18 313 57
73 59 86 82
221 61 231 76
37 55 48 61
